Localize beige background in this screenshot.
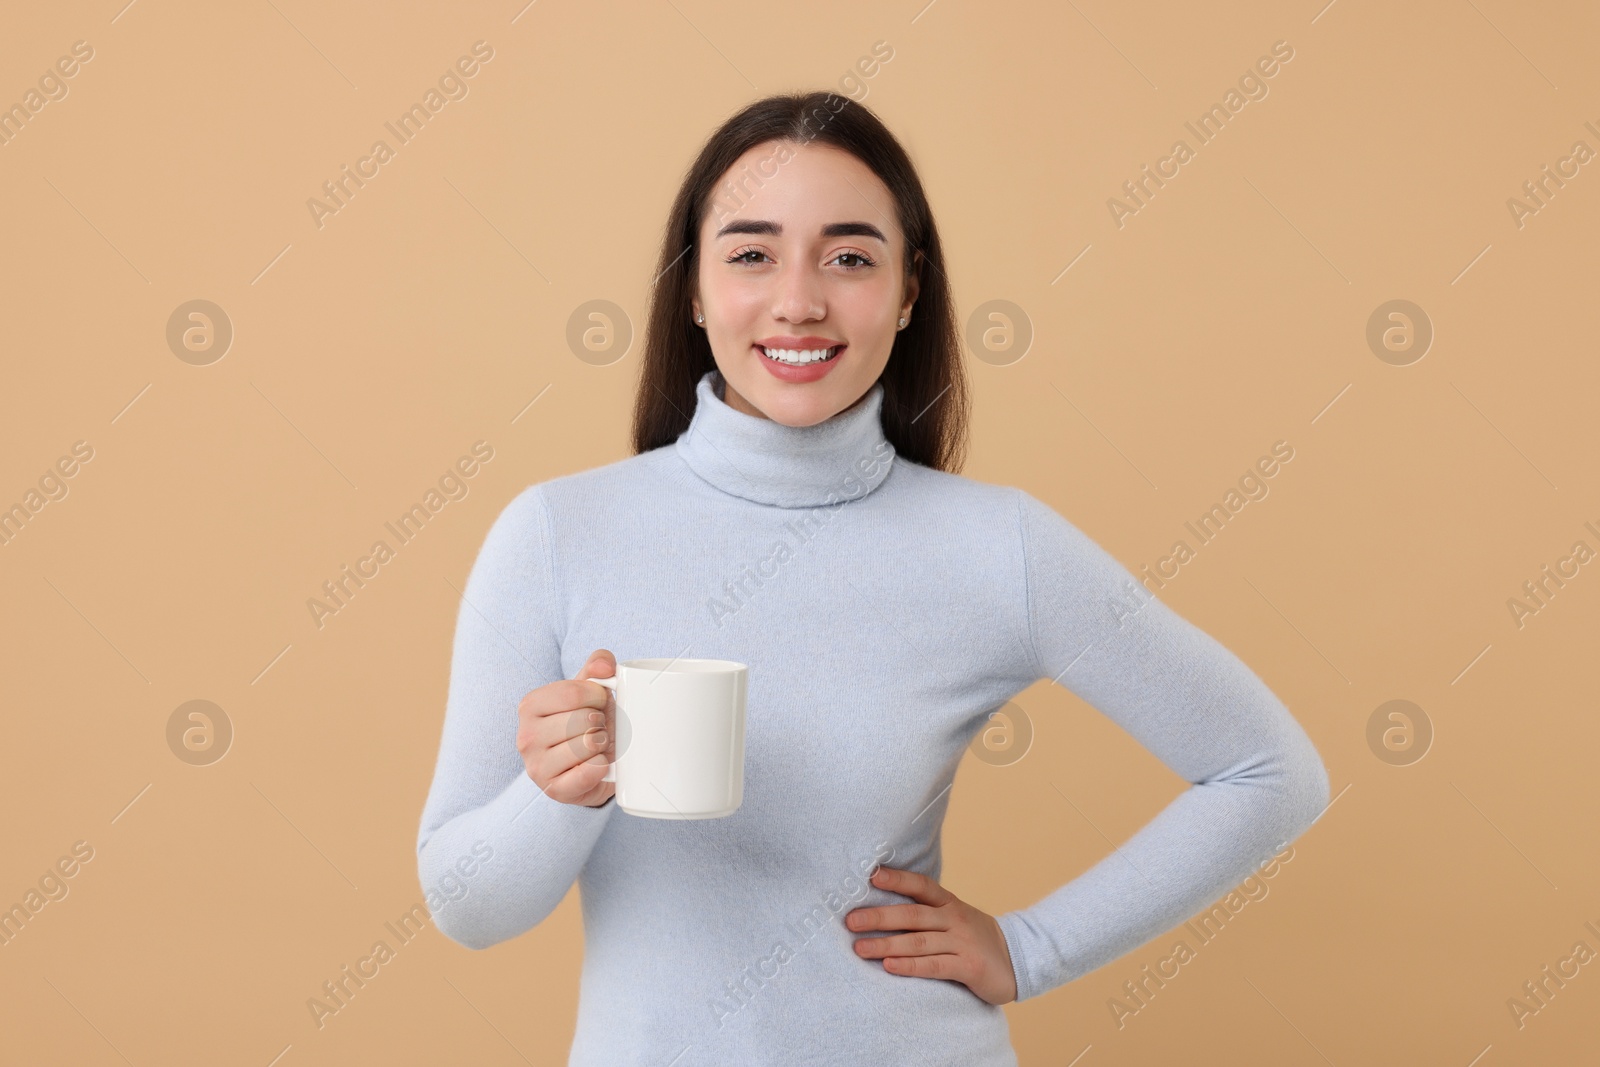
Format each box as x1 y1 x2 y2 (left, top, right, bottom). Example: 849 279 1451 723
3 0 1597 1063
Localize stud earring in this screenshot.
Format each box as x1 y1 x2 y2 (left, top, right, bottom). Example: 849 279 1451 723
897 317 907 329
696 313 704 324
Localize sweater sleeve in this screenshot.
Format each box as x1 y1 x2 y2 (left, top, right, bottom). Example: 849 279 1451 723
994 489 1329 1002
416 484 616 950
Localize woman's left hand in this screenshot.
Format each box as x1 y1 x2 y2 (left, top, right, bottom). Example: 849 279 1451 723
846 865 1018 1005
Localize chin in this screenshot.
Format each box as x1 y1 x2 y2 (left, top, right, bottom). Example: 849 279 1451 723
721 346 885 425
745 380 864 427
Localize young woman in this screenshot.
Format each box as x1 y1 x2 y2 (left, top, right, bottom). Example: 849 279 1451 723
417 91 1329 1065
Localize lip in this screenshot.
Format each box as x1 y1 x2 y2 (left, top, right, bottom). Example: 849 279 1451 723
751 341 846 384
756 336 844 349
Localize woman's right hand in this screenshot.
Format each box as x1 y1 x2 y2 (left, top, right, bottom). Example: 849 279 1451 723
516 649 616 807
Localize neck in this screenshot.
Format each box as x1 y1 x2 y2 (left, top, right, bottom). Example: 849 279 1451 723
675 369 896 508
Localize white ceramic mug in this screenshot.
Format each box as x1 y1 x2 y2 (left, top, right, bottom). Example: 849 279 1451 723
588 658 747 819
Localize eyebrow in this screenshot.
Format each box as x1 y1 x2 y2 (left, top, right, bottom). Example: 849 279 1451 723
713 220 888 243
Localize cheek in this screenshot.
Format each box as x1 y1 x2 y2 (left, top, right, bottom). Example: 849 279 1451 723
832 283 898 332
700 271 765 318
711 293 768 340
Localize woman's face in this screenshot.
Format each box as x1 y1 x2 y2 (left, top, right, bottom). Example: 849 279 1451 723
693 139 920 426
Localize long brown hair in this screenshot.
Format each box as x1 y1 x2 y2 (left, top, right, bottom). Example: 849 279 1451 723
630 91 968 473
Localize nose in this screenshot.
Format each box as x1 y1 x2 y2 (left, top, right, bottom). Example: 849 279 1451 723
771 262 825 323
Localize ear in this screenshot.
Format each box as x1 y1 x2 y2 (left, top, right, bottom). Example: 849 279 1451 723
905 249 923 306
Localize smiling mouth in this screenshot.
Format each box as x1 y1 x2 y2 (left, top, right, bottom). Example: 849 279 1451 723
757 344 845 366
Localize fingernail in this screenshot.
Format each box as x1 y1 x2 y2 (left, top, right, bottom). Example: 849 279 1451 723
589 711 604 726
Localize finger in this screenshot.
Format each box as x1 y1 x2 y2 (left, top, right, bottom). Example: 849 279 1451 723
871 866 955 907
576 650 618 742
846 902 947 933
539 716 611 781
520 678 610 720
544 749 612 797
566 649 617 717
524 707 601 768
519 705 568 765
570 647 616 709
521 650 616 727
563 710 611 742
880 953 969 981
852 929 951 960
575 649 616 683
542 705 606 746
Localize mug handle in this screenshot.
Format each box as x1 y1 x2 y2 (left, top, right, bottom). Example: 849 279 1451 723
586 676 618 783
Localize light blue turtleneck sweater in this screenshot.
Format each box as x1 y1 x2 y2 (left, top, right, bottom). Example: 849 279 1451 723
416 369 1329 1065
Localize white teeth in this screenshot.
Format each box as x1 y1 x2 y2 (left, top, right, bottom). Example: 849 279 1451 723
761 346 837 365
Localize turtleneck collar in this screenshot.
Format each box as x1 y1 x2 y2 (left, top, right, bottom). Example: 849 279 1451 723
674 369 896 508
